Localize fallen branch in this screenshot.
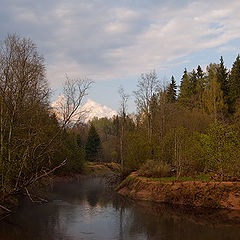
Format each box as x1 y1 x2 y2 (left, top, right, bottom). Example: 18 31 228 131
0 204 11 213
25 187 35 203
22 158 67 188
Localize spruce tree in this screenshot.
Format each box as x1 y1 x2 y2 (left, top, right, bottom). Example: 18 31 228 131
197 65 204 79
85 124 101 161
166 76 177 103
178 68 191 107
189 69 198 96
196 65 206 109
217 56 229 106
228 55 240 113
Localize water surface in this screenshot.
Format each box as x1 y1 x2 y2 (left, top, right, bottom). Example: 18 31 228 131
1 177 240 240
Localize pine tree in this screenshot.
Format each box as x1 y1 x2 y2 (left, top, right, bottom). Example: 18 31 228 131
228 55 240 113
85 124 101 161
166 76 177 103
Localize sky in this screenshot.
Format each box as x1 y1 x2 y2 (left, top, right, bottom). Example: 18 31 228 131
1 0 240 113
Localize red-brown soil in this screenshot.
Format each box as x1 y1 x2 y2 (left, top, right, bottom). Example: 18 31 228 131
117 172 240 210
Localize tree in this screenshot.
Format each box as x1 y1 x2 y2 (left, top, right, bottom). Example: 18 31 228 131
118 86 129 168
197 65 204 79
0 34 93 203
200 123 240 177
133 70 159 152
202 64 225 121
54 76 93 127
166 76 177 103
195 65 206 109
217 56 229 105
178 68 191 107
228 55 240 113
0 34 51 198
85 124 101 162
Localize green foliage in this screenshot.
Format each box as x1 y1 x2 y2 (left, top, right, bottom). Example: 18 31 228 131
59 132 85 173
229 55 240 113
124 131 150 171
138 160 171 178
217 56 229 106
166 76 177 103
202 64 226 119
85 124 101 161
200 123 240 176
178 68 191 106
144 175 210 182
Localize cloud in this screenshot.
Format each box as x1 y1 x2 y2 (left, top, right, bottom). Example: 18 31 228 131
1 0 240 86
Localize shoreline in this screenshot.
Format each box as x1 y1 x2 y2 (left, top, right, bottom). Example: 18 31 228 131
117 172 240 210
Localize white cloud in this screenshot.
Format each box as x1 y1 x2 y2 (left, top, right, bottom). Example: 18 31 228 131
1 0 240 86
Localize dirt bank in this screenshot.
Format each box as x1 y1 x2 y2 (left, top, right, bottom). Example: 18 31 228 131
117 172 240 210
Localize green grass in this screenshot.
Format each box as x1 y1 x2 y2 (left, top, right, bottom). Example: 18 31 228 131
144 175 210 182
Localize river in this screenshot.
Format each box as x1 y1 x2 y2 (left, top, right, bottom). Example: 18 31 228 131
1 177 240 240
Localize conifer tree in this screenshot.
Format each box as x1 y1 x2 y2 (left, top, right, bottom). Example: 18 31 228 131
166 76 177 103
85 124 101 161
189 69 198 96
217 56 229 107
178 68 191 107
197 65 204 79
228 55 240 113
195 65 206 109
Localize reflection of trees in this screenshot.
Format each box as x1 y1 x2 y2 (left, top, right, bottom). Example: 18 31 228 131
86 189 99 207
2 177 240 240
117 201 240 240
0 201 62 240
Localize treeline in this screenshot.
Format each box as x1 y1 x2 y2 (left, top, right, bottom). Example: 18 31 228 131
88 56 240 179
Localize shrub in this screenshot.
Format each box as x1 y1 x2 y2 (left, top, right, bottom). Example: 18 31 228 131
138 160 171 178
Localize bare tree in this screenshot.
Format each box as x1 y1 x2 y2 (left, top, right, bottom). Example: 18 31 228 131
133 70 160 156
118 86 129 168
54 76 93 127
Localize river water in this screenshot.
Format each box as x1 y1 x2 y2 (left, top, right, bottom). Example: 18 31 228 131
1 177 240 240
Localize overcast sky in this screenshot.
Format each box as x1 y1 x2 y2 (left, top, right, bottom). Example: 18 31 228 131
1 0 240 112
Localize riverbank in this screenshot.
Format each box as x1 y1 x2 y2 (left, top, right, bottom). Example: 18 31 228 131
117 172 240 210
0 162 121 219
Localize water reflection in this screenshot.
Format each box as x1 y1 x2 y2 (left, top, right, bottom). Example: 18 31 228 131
1 177 240 240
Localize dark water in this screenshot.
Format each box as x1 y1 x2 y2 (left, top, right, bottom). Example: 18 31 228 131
1 177 240 240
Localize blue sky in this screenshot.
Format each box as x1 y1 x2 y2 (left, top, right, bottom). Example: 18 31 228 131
1 0 240 113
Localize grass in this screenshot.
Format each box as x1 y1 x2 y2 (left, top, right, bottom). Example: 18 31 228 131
144 175 210 182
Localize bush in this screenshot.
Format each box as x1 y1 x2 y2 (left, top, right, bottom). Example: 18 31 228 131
138 160 171 178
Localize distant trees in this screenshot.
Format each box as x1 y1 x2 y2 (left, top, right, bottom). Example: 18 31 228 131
120 55 240 179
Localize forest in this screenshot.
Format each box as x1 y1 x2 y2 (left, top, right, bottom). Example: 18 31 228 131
87 57 240 181
0 33 240 206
